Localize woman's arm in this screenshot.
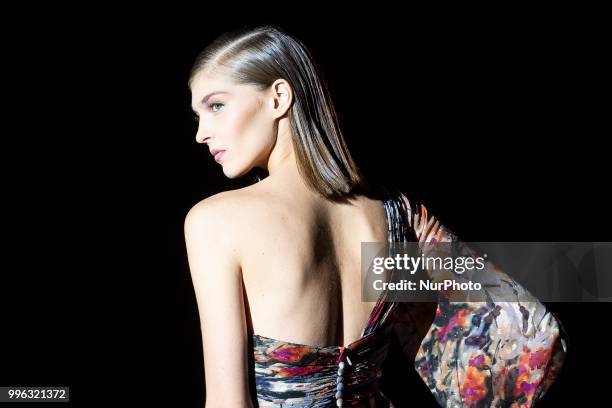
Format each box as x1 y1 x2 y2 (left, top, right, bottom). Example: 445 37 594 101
184 198 255 408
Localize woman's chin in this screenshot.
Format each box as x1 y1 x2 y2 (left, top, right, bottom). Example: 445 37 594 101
221 164 249 179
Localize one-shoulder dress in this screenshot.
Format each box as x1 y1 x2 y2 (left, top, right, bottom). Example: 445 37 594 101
249 188 568 407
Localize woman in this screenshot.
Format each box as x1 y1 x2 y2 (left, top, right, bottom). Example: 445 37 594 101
184 25 567 407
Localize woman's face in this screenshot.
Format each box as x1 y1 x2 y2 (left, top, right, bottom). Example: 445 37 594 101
190 71 278 178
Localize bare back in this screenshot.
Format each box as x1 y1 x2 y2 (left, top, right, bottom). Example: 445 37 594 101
233 183 389 348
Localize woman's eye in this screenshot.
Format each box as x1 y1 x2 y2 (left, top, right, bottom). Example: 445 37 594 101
209 102 224 112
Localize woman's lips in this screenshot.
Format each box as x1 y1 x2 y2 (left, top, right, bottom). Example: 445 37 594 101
213 150 226 162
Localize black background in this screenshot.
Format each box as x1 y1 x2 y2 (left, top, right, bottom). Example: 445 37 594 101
3 6 609 407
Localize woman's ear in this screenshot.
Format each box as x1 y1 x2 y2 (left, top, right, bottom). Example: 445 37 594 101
268 78 293 119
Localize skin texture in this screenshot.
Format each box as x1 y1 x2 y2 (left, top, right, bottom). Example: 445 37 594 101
184 70 388 407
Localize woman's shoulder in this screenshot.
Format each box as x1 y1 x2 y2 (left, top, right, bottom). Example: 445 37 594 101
186 188 247 217
184 183 402 246
184 185 277 241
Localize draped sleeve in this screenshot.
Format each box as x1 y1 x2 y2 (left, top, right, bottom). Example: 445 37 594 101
391 192 568 407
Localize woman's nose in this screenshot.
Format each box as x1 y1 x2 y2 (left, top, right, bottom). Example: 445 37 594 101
195 126 212 144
